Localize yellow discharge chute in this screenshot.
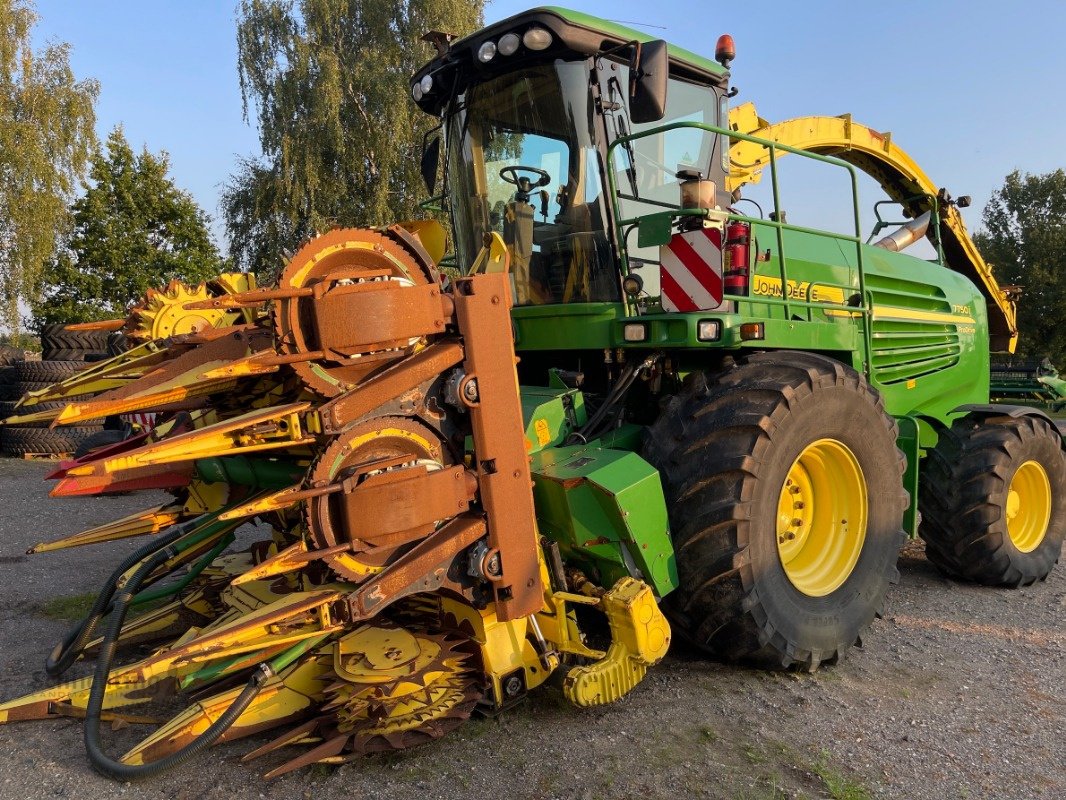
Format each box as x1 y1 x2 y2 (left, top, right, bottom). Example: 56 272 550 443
727 102 1018 352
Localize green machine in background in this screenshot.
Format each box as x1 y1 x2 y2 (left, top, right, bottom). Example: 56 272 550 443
990 357 1066 414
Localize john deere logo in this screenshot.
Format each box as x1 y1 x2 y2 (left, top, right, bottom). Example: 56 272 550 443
752 275 845 304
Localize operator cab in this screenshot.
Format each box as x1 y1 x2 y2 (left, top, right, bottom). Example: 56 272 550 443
446 61 619 304
412 8 731 310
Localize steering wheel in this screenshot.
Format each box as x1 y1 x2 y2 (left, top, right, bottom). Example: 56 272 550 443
499 166 551 189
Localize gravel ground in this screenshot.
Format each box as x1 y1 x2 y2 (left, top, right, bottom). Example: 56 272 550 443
0 458 1063 800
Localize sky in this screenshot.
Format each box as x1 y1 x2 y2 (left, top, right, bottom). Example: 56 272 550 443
31 0 1066 252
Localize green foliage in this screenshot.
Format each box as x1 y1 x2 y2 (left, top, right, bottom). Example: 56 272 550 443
224 0 485 276
813 749 871 800
0 0 98 330
40 592 95 621
975 169 1066 365
32 127 227 327
0 330 37 351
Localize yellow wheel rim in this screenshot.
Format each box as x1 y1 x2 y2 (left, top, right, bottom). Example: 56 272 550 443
1005 460 1051 553
776 439 868 597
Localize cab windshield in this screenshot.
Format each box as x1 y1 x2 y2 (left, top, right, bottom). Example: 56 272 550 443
446 61 620 305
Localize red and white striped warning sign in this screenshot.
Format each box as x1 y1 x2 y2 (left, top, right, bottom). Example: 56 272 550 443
120 412 157 431
659 227 723 312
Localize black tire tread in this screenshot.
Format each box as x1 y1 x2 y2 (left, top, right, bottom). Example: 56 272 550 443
14 360 83 382
106 331 129 356
643 351 907 670
39 324 109 353
0 347 24 367
919 415 1065 586
11 383 93 403
1 425 100 456
1 401 100 425
42 348 106 362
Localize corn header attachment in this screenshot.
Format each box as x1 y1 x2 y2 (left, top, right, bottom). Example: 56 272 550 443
0 224 670 780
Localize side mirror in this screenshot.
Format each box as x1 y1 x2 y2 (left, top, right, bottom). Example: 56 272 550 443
630 40 669 124
421 135 441 195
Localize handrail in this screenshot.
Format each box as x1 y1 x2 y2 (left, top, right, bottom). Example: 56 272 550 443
727 104 1017 352
605 119 871 372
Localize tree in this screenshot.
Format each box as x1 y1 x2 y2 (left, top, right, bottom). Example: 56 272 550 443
0 0 97 330
32 127 227 326
974 169 1066 365
223 0 484 276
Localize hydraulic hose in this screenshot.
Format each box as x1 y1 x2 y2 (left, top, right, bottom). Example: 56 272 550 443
83 543 272 781
45 517 204 677
566 353 661 445
128 534 234 608
566 367 636 445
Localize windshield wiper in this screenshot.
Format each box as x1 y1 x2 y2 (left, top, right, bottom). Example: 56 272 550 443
605 76 640 199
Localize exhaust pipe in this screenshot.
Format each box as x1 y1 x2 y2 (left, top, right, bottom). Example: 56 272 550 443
873 211 931 253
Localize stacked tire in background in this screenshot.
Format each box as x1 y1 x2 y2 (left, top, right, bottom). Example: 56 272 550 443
0 346 26 429
39 324 109 362
0 325 107 457
0 345 25 420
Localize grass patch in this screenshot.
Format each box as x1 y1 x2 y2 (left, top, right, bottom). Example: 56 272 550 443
38 591 173 623
698 725 719 743
735 777 793 800
813 749 870 800
459 714 497 740
40 592 95 621
308 763 332 780
742 741 766 765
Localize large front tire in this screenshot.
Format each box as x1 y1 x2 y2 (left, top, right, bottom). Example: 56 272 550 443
919 414 1066 586
643 352 907 669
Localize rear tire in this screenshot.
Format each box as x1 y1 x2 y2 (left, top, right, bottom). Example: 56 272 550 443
643 352 907 669
919 414 1065 586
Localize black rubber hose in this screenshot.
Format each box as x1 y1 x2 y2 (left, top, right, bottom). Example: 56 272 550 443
46 521 193 676
83 544 272 781
566 361 643 445
46 518 201 677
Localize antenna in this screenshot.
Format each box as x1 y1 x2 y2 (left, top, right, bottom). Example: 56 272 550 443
607 19 668 31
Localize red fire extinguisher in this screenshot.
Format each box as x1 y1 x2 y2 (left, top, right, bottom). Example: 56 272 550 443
723 221 750 296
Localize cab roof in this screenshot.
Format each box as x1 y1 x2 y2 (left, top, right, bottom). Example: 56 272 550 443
411 6 728 116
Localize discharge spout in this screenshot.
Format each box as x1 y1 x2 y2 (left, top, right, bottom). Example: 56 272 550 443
873 211 931 253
